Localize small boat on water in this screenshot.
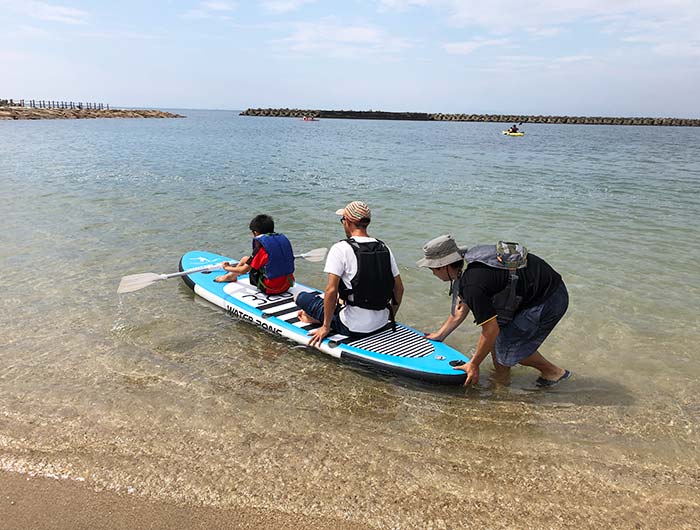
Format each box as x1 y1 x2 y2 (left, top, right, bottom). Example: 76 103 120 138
503 130 524 136
302 116 319 122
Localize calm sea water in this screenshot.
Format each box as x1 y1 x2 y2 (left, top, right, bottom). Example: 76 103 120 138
1 110 699 528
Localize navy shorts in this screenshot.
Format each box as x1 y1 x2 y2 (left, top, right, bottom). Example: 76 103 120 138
494 282 569 367
295 292 353 336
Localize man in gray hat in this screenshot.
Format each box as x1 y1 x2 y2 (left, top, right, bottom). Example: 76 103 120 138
417 235 570 387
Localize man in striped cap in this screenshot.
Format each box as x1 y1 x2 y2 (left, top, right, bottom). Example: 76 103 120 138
296 201 404 347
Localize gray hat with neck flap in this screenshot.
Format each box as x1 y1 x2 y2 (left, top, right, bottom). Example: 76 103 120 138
416 234 468 268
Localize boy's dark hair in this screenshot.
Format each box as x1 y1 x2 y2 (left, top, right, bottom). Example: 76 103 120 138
249 214 274 234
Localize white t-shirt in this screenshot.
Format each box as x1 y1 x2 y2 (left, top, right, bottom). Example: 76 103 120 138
324 237 400 334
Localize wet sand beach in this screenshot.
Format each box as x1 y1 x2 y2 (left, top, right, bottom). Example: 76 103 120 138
3 422 698 530
0 472 372 530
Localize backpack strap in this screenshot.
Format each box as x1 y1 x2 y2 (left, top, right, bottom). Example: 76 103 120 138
449 271 461 317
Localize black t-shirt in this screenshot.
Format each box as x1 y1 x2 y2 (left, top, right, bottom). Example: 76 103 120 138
459 253 562 325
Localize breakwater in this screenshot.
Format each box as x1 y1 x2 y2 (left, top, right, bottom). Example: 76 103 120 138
0 104 184 120
240 108 700 127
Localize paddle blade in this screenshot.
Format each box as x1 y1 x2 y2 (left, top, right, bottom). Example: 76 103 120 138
117 273 164 293
296 247 327 262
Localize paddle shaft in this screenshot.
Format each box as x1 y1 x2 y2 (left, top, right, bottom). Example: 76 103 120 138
161 262 225 279
162 248 323 279
118 247 327 293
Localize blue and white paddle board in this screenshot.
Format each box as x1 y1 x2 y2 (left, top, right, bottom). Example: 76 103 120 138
179 250 469 385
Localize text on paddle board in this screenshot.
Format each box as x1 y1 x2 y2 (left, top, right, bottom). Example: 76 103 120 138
225 306 283 335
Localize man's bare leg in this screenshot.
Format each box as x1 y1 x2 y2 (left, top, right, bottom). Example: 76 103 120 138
519 350 566 381
491 355 511 385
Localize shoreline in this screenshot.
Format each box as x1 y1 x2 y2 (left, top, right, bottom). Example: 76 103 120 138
0 107 185 120
240 107 700 126
0 471 372 530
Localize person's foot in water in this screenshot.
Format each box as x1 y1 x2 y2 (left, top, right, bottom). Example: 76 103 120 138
535 369 572 387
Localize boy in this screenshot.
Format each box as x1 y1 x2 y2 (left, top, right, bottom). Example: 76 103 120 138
215 214 295 295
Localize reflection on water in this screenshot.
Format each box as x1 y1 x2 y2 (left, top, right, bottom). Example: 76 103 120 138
1 112 699 527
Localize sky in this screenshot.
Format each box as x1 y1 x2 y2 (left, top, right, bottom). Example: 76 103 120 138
1 0 699 117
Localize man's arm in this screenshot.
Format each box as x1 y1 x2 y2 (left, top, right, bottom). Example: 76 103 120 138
391 275 404 315
455 317 499 386
308 274 341 347
425 301 470 342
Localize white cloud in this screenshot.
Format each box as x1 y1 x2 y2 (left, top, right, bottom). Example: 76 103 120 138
606 13 700 58
378 0 431 12
0 0 88 25
262 0 317 14
278 19 412 59
180 1 236 19
378 0 700 31
379 0 700 60
202 1 235 10
526 26 563 38
479 53 596 74
180 9 209 19
651 41 700 58
556 54 595 63
442 38 509 55
0 50 32 62
76 31 162 41
491 55 547 69
14 25 51 37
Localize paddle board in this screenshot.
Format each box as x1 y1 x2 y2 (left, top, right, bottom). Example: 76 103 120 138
179 250 469 384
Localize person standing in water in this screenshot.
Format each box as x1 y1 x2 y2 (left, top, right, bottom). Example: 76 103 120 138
417 235 570 387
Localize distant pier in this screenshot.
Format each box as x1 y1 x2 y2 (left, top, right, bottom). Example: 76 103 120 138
240 108 700 127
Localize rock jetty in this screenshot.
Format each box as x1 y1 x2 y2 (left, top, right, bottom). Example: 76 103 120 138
0 107 184 120
240 108 700 127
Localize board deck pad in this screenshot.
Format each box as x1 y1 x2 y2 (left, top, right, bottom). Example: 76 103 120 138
180 250 469 384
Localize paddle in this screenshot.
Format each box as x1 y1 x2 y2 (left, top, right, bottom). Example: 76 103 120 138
294 247 327 262
117 262 224 294
117 247 328 294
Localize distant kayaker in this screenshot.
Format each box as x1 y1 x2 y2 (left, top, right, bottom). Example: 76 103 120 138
296 201 404 347
417 235 570 388
215 214 295 295
508 124 519 133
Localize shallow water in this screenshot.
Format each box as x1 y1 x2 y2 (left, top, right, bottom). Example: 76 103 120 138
1 111 699 528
